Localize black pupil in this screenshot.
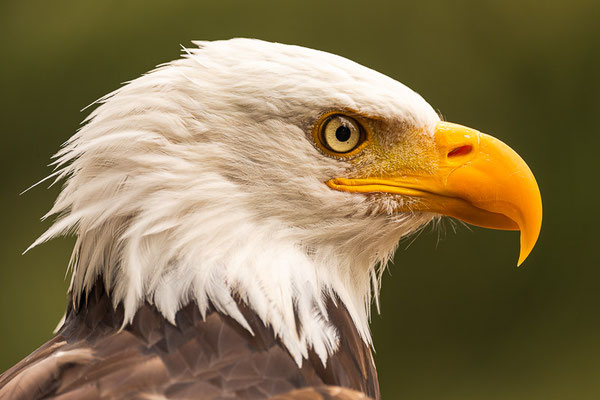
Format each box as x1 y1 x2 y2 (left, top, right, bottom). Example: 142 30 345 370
335 125 352 142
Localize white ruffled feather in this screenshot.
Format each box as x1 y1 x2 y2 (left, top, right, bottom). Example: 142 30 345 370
31 39 439 365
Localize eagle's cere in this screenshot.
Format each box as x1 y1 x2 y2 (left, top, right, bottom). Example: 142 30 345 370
0 39 542 400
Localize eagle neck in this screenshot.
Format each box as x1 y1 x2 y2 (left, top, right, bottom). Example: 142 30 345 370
63 278 380 399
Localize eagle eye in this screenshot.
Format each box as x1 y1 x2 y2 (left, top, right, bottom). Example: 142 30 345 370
316 114 367 156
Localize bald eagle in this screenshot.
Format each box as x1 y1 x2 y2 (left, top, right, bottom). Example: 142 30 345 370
0 39 541 400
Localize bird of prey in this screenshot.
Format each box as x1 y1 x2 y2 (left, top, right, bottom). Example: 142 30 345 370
0 39 542 399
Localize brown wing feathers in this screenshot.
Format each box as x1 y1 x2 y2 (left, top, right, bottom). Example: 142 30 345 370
0 280 378 399
271 386 372 399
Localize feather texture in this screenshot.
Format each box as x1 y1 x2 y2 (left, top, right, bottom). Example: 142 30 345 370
0 281 378 399
26 38 439 364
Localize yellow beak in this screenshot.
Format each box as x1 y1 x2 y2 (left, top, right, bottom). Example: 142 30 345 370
327 121 542 266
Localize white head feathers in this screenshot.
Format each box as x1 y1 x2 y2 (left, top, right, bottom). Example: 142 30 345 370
32 39 440 365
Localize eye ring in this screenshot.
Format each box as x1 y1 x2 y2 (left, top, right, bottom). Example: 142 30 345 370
313 112 370 157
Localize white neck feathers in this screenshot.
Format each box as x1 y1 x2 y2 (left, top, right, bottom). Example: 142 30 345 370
30 39 437 365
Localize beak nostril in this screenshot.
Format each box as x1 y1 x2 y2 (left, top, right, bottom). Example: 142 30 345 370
447 145 473 158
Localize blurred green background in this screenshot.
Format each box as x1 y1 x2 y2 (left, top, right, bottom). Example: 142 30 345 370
1 0 598 398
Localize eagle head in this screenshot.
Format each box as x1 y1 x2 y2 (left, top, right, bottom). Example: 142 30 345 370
32 39 541 364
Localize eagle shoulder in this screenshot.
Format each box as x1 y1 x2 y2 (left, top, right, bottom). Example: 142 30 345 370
0 280 379 399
